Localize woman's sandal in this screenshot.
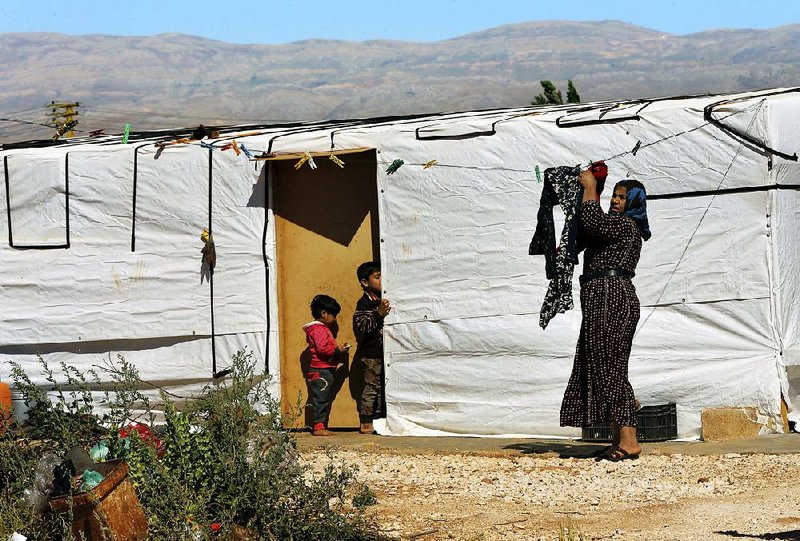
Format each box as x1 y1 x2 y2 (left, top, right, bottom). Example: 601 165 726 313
587 445 615 458
599 447 640 462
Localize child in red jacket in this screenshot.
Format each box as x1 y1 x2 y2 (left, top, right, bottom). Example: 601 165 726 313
303 294 350 436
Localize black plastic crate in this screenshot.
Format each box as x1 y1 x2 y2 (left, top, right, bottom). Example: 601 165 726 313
581 403 677 442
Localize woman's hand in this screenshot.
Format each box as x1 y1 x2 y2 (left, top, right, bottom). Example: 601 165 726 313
579 169 597 190
580 168 599 202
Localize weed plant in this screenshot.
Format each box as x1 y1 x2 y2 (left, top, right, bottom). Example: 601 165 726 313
0 350 385 541
559 521 587 541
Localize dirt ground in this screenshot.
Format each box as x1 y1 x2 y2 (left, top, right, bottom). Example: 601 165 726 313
300 434 800 541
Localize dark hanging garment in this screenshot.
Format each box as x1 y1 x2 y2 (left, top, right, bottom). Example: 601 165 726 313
529 176 558 279
529 166 583 328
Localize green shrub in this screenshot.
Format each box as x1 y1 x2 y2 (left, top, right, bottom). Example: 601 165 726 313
9 359 103 451
1 350 385 541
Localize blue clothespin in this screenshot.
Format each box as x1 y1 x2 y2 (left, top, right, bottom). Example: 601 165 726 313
200 141 215 151
240 143 253 160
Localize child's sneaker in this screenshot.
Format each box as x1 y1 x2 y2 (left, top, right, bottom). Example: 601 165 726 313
359 422 374 434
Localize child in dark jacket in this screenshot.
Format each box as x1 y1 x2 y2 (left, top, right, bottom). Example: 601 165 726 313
304 294 350 436
353 262 391 434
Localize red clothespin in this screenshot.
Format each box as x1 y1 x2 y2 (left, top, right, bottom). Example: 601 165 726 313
220 140 242 156
89 129 106 137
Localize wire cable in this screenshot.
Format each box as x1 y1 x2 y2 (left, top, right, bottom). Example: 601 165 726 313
633 99 767 338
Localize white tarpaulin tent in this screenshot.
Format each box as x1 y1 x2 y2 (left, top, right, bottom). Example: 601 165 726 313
1 87 799 439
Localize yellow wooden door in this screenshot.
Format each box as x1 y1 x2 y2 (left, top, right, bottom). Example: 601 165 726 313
273 150 379 429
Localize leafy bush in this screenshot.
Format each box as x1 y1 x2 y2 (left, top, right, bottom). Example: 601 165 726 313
1 350 385 541
8 359 103 451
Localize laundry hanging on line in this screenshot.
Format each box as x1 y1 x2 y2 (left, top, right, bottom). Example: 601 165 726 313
529 162 607 329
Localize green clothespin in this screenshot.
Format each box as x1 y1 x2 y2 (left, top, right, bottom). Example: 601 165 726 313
386 159 404 175
122 123 131 144
535 164 542 183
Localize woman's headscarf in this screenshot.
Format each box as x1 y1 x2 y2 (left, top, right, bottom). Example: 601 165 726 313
612 179 651 241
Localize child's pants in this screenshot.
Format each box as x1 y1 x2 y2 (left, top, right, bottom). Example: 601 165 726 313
359 357 384 423
307 368 336 429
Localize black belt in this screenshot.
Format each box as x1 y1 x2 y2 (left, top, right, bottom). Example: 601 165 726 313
579 269 635 286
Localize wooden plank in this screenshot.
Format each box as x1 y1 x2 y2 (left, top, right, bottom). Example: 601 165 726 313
254 147 374 161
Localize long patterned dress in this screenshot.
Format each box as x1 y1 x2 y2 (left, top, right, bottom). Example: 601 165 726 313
560 199 643 428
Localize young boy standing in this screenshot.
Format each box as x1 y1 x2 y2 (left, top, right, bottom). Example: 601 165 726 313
353 262 391 434
303 294 350 437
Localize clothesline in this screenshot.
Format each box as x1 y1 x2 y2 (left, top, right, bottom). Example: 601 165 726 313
157 99 768 178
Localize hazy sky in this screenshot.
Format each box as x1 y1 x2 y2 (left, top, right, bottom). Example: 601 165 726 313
1 0 798 44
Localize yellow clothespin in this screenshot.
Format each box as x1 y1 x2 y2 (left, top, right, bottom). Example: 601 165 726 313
423 159 438 170
329 154 345 168
294 152 314 170
200 228 216 272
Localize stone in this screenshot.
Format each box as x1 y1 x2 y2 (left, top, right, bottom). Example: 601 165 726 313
701 407 777 442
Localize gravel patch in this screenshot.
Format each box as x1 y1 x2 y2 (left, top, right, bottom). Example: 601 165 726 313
303 450 800 540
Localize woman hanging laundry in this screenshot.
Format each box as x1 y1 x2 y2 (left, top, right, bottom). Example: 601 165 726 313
560 169 651 462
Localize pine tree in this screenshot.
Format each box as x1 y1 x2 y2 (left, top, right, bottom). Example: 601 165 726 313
566 80 581 103
533 80 563 105
532 80 581 105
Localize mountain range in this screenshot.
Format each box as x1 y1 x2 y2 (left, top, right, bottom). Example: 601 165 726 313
2 20 800 142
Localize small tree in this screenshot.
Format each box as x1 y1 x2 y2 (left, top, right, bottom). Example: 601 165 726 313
533 80 581 105
533 80 562 105
566 80 581 103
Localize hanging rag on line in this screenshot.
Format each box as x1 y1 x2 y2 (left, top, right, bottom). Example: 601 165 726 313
529 166 582 328
529 162 607 329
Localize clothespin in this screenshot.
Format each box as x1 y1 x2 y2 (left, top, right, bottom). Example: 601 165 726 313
240 143 253 160
294 153 309 170
200 141 216 151
329 154 345 168
122 123 131 144
220 141 241 156
200 228 216 273
386 159 404 175
154 137 191 148
89 129 105 138
535 164 542 183
631 140 642 156
422 159 438 170
52 120 78 141
294 152 317 170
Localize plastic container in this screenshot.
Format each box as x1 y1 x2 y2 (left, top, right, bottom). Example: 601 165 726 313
581 403 678 442
49 460 148 541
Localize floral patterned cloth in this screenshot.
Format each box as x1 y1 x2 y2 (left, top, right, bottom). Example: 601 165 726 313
530 166 583 329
